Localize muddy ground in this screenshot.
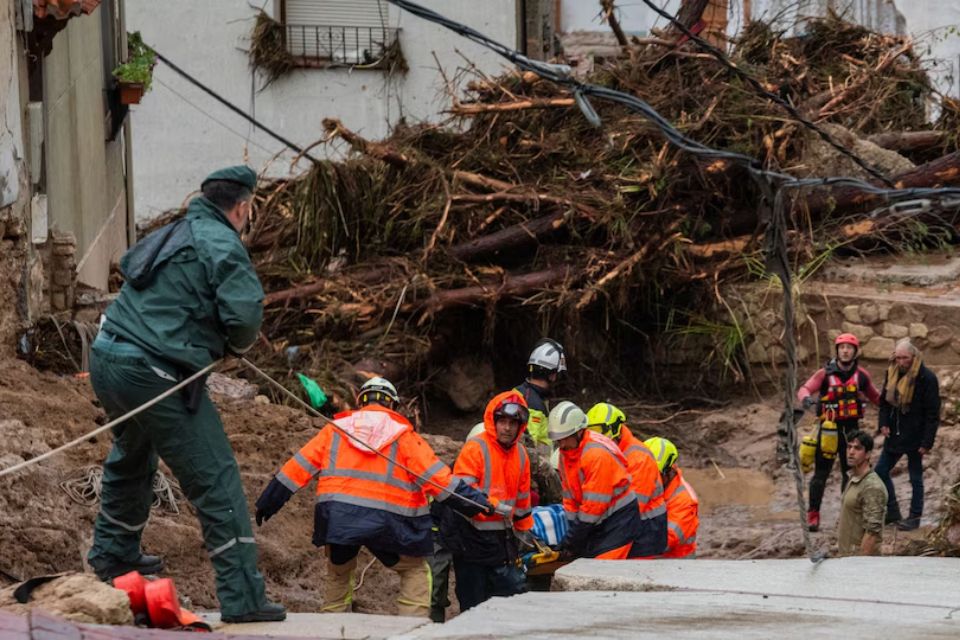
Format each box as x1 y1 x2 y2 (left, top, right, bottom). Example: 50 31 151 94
0 358 956 617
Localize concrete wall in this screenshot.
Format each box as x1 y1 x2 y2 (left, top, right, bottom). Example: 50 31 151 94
126 0 518 220
42 6 129 289
561 0 680 35
0 0 31 351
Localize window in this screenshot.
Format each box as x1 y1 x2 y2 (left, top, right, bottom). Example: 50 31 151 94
280 0 400 68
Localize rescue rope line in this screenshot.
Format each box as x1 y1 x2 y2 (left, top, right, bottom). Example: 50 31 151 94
0 362 219 478
238 357 492 514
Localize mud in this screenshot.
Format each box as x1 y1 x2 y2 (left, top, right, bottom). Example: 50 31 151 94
0 358 957 619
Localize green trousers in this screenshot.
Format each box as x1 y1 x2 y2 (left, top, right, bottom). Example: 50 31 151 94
87 334 266 617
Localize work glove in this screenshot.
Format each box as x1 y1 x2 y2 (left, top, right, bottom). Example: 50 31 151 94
801 396 816 413
485 497 512 518
255 478 294 526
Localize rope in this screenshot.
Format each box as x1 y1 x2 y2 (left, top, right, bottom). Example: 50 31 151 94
238 357 492 514
58 465 181 514
0 362 219 478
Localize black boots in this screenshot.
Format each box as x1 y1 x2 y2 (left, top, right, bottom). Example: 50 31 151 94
897 515 921 531
91 554 164 581
220 601 287 623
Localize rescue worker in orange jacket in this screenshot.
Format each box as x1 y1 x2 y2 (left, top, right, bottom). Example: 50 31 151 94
436 391 534 612
645 437 699 558
254 377 497 617
586 403 668 556
548 401 645 560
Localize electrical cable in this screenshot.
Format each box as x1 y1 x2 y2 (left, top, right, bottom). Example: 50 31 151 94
151 49 323 165
154 76 283 157
634 0 894 186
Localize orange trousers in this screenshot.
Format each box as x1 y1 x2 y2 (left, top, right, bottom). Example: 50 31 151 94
595 543 632 560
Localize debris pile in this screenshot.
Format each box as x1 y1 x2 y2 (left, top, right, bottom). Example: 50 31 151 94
225 13 960 401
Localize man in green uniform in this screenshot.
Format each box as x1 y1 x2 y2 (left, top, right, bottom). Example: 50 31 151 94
87 166 285 623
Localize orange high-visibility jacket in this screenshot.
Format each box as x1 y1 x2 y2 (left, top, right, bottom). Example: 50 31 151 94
455 390 534 533
559 430 640 556
618 426 666 520
276 404 459 555
663 467 699 558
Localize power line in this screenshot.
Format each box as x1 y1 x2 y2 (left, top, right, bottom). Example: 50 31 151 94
151 48 323 165
634 0 895 187
154 76 283 157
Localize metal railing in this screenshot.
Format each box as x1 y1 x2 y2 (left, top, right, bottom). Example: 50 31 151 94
285 24 400 68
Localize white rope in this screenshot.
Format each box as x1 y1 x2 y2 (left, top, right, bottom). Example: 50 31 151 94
0 361 219 478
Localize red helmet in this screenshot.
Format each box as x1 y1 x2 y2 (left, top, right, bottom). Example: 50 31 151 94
834 333 860 351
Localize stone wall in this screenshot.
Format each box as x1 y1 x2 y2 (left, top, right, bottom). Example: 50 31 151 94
736 283 960 378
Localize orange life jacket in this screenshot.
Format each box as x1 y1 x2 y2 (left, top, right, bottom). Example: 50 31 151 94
455 391 534 532
618 426 666 519
663 467 699 559
820 370 865 421
277 405 456 518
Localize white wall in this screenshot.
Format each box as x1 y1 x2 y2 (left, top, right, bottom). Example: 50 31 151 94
561 0 680 35
127 0 517 220
0 0 25 211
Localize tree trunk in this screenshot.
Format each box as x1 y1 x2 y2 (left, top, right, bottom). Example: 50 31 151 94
866 130 947 152
448 210 568 262
418 266 572 312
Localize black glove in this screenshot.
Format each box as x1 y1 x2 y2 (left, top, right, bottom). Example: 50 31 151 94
181 375 209 414
801 396 816 412
557 546 575 562
448 480 492 518
255 478 294 526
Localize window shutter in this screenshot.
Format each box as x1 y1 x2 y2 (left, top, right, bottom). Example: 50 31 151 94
284 0 387 27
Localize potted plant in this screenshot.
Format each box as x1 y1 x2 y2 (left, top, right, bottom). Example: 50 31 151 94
113 32 156 105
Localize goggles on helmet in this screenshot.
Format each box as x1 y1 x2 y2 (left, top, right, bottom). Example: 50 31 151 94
494 402 529 425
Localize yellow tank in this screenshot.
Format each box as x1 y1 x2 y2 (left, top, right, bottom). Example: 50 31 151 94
799 435 817 473
819 418 839 460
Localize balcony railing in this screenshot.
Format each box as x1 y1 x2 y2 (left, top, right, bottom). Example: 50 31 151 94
285 24 401 69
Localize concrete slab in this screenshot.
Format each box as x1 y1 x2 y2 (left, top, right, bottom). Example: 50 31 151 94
201 612 432 639
552 558 960 609
398 590 960 639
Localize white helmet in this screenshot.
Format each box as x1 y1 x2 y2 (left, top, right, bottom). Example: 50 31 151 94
358 376 399 406
466 422 485 439
547 401 587 441
528 338 567 374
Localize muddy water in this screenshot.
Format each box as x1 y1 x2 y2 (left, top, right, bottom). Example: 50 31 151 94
684 467 775 513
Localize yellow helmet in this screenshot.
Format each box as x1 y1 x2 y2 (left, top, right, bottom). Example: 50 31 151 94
644 437 678 473
586 402 627 440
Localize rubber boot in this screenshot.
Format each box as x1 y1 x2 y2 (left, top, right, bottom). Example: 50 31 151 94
392 555 431 617
884 506 903 525
321 555 356 613
897 514 921 531
807 510 820 532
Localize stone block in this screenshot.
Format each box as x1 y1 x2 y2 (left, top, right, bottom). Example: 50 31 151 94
927 325 955 349
51 291 66 310
841 305 861 323
951 338 960 355
746 341 767 363
841 321 873 340
887 303 923 324
52 269 73 287
910 323 929 339
881 322 908 339
827 329 841 344
861 336 896 360
858 302 880 324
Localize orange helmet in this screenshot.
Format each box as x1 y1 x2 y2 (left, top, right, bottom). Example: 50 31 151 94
834 333 860 352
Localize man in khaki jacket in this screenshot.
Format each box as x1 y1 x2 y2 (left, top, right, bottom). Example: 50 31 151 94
837 431 887 556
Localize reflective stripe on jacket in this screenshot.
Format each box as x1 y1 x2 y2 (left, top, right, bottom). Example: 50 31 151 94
439 391 534 565
559 430 641 557
663 468 699 559
455 391 534 532
618 426 666 519
277 405 457 556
